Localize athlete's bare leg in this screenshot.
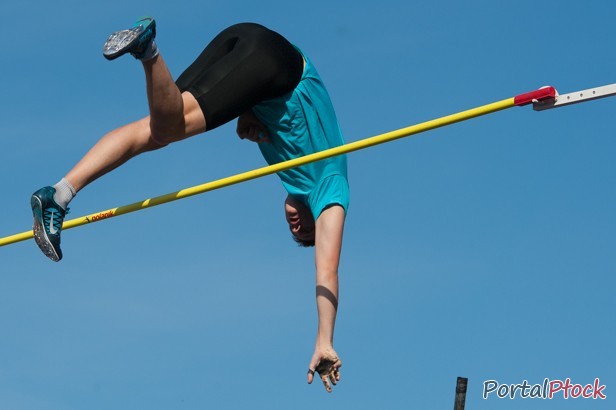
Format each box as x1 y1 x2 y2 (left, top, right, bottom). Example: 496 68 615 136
65 54 206 192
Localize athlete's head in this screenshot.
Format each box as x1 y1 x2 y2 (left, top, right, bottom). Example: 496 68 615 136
284 195 315 247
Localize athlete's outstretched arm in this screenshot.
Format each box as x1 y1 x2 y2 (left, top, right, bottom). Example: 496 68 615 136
307 205 345 393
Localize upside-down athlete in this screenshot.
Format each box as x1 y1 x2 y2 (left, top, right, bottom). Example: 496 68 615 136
30 17 348 392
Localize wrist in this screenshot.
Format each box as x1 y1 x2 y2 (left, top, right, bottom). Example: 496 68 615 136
315 335 334 350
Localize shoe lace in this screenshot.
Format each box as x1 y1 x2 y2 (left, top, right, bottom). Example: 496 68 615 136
42 206 67 234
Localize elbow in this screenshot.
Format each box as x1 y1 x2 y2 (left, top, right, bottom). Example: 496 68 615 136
316 267 338 286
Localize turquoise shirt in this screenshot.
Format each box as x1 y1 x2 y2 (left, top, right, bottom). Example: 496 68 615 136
252 50 349 218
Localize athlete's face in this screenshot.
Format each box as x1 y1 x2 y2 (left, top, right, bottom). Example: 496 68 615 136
284 196 315 244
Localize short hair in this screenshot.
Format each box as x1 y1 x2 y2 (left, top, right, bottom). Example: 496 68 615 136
292 235 315 247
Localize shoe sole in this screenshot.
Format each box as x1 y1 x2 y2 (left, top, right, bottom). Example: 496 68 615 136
103 18 155 61
102 28 143 60
31 196 61 262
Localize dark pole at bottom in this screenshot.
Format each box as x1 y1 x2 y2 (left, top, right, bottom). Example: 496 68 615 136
454 377 468 410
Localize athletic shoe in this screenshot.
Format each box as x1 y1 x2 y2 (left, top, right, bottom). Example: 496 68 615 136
102 17 156 60
31 187 68 262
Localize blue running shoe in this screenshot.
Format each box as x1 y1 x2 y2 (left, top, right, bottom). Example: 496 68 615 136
102 17 156 60
31 187 68 262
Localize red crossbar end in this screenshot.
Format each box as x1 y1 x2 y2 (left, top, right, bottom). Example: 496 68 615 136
514 86 557 106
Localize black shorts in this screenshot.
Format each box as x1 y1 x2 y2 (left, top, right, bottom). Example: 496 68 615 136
175 23 304 131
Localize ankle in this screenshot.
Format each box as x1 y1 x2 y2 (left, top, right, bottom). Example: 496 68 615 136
137 40 159 61
52 178 76 210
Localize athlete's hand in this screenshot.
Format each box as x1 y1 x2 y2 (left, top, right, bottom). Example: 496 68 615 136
236 110 270 143
307 347 342 393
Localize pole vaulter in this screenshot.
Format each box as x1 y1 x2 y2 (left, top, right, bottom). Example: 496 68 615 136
1 84 615 248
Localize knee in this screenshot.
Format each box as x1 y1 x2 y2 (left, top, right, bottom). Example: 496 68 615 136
149 118 186 146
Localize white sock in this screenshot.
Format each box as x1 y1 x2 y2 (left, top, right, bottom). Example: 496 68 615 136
52 178 76 210
138 40 159 61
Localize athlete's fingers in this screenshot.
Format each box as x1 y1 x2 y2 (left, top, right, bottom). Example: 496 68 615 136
245 126 255 141
321 374 332 393
255 124 269 143
258 131 270 143
307 368 315 384
236 124 259 142
259 125 269 140
307 355 321 384
237 121 269 143
316 358 338 392
238 130 251 140
323 364 337 386
245 128 253 141
236 122 247 139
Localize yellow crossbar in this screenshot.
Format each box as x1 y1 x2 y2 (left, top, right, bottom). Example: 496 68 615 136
0 97 515 247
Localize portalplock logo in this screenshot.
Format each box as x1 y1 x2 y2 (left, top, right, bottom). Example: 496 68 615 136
483 378 606 400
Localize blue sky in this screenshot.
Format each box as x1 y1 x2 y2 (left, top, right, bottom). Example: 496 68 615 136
1 1 614 409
